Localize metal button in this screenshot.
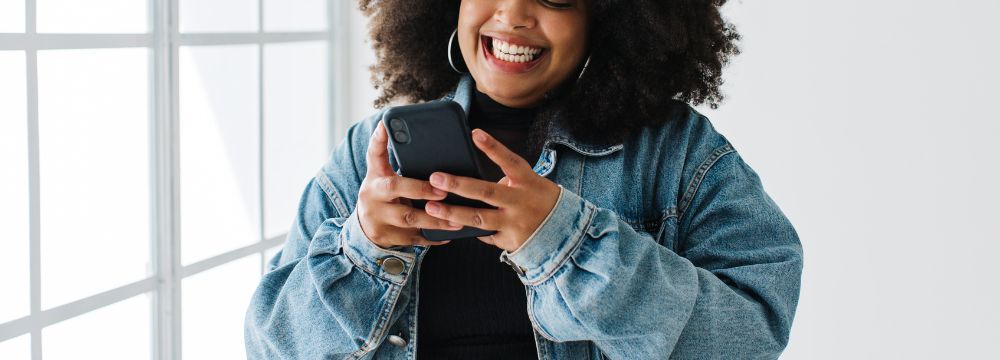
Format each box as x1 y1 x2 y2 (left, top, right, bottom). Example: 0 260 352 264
387 334 407 347
380 256 405 275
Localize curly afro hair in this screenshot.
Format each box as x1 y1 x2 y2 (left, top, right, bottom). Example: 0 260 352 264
357 0 740 151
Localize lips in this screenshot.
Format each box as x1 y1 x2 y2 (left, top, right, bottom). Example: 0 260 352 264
480 35 547 74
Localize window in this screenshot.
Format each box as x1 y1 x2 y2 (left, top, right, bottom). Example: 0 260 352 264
0 1 344 358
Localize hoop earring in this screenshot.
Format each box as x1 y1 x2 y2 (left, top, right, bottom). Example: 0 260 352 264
576 54 591 82
447 28 467 74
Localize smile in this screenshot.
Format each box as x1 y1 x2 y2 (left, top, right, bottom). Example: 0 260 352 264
481 35 547 73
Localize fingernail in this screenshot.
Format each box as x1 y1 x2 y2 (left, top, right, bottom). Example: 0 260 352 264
425 201 439 214
429 173 444 187
432 188 447 197
473 131 487 142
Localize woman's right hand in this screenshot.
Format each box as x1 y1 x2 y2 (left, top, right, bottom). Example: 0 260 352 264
356 121 462 249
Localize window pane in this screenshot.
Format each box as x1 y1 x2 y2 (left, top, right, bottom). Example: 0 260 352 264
43 294 151 360
0 0 25 33
183 255 259 359
37 0 147 33
264 0 326 32
180 45 260 265
180 0 258 33
0 334 30 360
37 48 150 309
263 42 329 239
0 51 29 324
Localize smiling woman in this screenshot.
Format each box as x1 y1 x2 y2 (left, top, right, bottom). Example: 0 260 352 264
457 0 589 108
358 0 740 154
244 0 802 359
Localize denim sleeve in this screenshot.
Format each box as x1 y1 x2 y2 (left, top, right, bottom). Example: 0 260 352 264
498 146 803 359
244 117 420 359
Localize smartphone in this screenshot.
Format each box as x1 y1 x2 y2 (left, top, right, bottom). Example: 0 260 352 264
382 100 499 241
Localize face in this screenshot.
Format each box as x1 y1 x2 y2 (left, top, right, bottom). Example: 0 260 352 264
457 0 589 108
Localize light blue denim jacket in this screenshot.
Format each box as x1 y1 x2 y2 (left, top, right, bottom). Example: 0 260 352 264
244 74 803 359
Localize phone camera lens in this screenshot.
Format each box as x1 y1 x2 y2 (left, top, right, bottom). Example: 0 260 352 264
389 118 405 131
393 130 410 143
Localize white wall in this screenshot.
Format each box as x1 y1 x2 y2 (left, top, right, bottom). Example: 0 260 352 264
342 1 1000 358
703 1 1000 358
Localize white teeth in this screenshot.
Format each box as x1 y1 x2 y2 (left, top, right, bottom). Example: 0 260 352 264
490 37 543 63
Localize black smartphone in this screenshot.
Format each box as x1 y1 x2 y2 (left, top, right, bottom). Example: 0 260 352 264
382 100 499 241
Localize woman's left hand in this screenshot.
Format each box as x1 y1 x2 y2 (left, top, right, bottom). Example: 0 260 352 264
424 128 561 252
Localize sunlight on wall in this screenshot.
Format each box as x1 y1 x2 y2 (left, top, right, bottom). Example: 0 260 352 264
43 294 150 359
183 255 260 359
0 51 30 325
37 0 147 33
37 48 151 310
179 45 261 266
0 0 24 33
179 0 258 33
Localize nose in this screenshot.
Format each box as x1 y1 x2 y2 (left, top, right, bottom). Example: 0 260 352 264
494 0 537 30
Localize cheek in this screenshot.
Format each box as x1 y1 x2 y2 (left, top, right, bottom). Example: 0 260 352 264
457 5 490 59
545 16 588 66
458 1 491 33
546 26 588 72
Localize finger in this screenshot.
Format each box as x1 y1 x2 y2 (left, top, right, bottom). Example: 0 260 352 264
410 236 452 247
476 234 497 246
471 128 534 181
378 203 464 230
424 200 502 230
365 121 394 177
428 172 513 207
383 231 452 247
370 175 448 202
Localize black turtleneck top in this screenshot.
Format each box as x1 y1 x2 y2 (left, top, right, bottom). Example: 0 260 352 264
415 88 540 359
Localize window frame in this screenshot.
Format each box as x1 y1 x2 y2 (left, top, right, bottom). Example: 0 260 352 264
0 1 351 359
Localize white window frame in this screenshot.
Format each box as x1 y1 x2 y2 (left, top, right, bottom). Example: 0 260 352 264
0 1 352 359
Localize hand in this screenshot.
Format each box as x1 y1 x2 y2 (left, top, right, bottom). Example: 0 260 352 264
356 121 463 248
424 128 561 252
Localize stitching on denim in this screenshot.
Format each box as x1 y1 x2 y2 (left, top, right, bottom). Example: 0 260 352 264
678 143 735 221
406 254 423 358
315 169 351 218
549 136 624 157
525 287 560 344
340 234 413 286
525 202 598 286
539 329 553 359
350 283 402 359
622 211 667 233
341 238 382 280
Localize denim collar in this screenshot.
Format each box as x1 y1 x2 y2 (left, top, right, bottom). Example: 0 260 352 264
446 73 624 157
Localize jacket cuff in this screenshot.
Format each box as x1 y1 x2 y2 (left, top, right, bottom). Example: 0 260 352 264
339 210 418 286
499 185 596 285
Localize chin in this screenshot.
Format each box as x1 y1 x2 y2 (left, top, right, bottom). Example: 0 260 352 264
476 75 541 104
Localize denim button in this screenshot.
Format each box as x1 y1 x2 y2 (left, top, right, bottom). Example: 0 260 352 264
387 334 407 347
380 257 405 275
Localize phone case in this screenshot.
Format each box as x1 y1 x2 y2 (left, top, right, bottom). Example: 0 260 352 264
383 100 499 241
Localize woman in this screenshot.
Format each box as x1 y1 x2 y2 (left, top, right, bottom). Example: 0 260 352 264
244 0 803 359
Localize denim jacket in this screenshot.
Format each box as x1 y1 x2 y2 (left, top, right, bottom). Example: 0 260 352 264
244 74 803 359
